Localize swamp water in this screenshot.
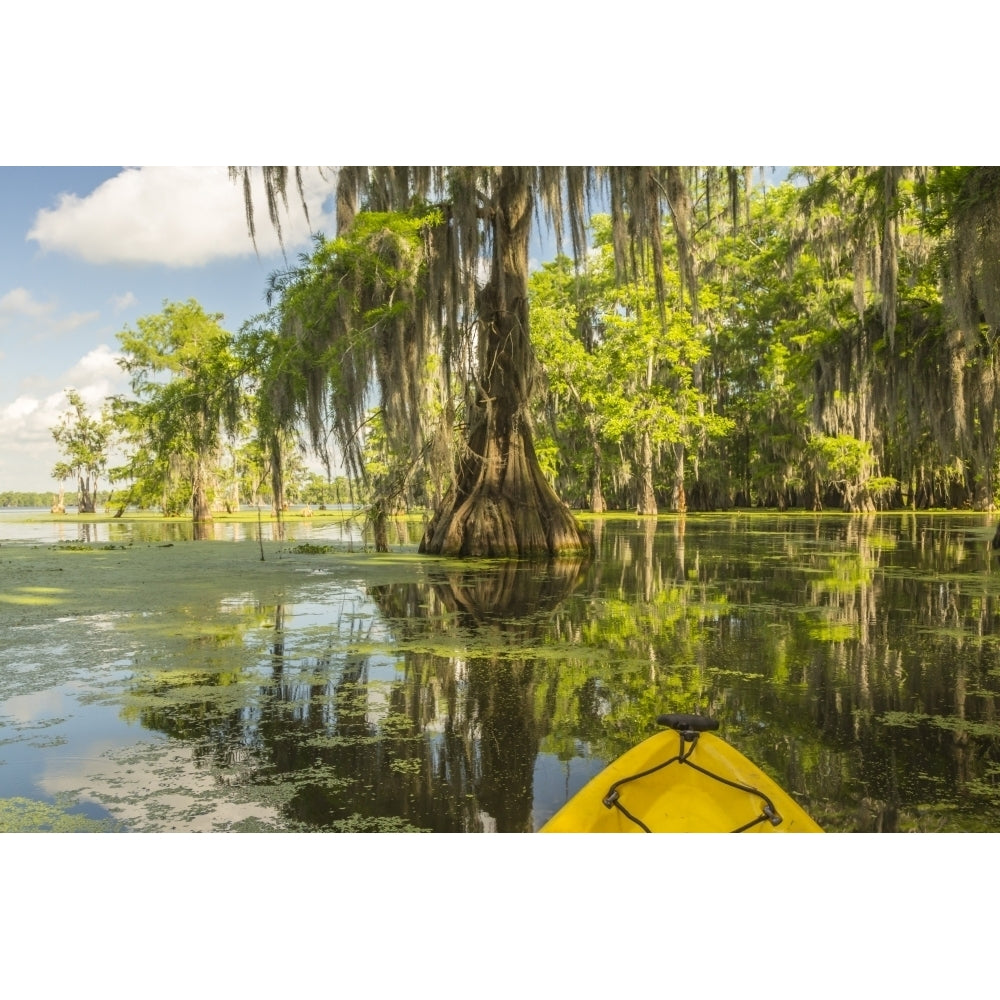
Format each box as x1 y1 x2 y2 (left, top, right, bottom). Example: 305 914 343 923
3 511 1000 833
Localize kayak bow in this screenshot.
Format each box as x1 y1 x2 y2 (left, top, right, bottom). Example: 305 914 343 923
540 714 823 833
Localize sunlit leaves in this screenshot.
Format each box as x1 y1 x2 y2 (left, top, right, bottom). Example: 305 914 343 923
50 389 112 513
530 221 733 511
112 300 245 519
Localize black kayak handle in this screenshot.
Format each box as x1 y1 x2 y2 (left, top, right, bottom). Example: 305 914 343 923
657 714 720 733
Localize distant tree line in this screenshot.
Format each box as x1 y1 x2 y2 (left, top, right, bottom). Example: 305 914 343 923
0 491 74 509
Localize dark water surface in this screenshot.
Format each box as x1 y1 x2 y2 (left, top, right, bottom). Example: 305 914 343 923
4 511 1000 832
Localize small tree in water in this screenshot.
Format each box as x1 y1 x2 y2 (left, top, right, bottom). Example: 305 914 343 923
51 389 111 514
114 300 244 529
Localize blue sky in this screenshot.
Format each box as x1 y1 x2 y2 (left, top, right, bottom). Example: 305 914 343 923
0 166 344 492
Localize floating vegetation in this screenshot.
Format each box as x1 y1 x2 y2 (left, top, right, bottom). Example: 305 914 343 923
879 711 934 729
0 586 70 607
52 542 127 552
928 716 1000 738
879 711 1000 739
291 543 336 554
0 795 126 833
707 668 766 681
311 814 430 833
388 758 422 776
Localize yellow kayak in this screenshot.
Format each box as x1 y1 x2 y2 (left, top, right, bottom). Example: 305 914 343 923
540 714 823 833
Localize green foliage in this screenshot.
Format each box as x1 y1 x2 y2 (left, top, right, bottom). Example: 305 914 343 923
0 491 57 508
245 207 452 544
50 389 112 513
810 433 872 482
300 473 352 507
112 300 244 520
531 225 734 512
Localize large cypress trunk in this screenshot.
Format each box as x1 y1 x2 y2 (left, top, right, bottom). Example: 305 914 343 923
420 169 590 558
191 457 213 525
671 442 687 513
78 475 97 514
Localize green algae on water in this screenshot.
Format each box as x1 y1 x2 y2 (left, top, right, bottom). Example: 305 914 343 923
0 795 126 833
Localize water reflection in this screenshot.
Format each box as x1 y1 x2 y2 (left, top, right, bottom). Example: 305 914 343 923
0 510 369 546
114 560 589 832
365 559 589 832
6 513 1000 831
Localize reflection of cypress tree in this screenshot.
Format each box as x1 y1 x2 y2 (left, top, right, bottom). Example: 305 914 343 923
467 656 537 832
430 558 588 622
248 598 487 831
590 517 604 557
640 516 656 603
126 602 291 779
369 559 587 831
271 603 284 659
742 523 1000 830
432 561 586 830
257 603 380 827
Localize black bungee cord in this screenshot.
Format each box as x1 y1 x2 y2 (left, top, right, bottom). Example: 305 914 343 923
601 723 784 833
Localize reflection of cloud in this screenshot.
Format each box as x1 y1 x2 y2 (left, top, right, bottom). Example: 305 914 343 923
38 740 282 832
1 688 70 724
28 166 339 268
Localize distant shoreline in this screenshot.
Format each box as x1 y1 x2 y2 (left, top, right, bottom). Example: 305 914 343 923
0 505 360 522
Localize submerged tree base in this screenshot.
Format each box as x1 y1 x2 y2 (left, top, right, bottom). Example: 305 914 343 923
420 490 591 558
419 423 591 558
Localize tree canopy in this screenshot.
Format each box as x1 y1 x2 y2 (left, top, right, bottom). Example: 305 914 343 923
112 300 244 526
56 167 1000 534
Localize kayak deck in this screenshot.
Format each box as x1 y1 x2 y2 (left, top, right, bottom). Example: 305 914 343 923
540 719 822 833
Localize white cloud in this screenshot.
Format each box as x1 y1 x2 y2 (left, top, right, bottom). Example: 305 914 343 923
63 345 125 401
110 291 137 312
0 345 127 490
4 394 41 422
0 287 99 336
0 287 51 320
27 166 339 268
1 389 70 454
